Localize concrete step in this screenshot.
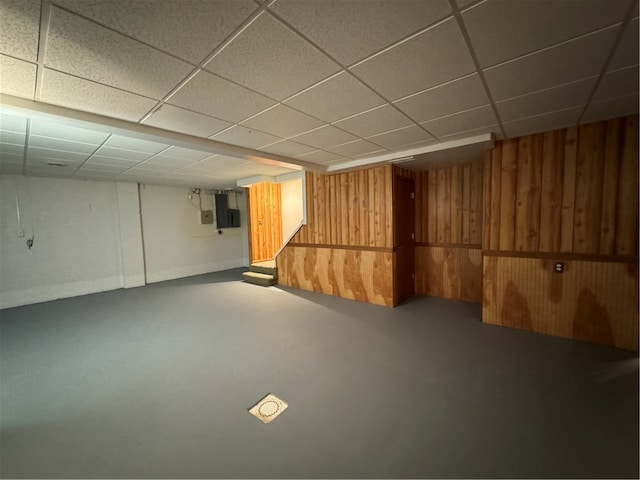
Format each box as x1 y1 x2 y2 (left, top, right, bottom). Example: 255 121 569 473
243 271 277 287
250 259 277 277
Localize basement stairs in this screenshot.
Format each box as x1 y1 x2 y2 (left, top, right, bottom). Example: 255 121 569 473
243 259 277 287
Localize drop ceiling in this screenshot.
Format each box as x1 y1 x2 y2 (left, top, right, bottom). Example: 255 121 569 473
0 0 637 188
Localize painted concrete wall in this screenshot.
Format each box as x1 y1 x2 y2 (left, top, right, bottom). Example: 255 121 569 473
0 175 249 308
280 178 303 244
0 175 140 308
138 184 248 283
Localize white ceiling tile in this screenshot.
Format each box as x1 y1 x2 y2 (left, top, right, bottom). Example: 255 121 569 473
484 26 618 101
438 124 500 142
454 0 478 10
258 140 317 157
0 0 40 62
29 119 110 144
86 156 139 168
609 18 639 71
54 0 257 64
284 73 384 122
210 125 281 149
25 166 74 177
214 161 296 178
46 7 193 99
593 66 639 101
94 146 153 162
0 55 35 98
295 150 345 164
351 18 475 100
0 142 24 156
272 0 451 66
0 164 24 175
502 107 582 138
156 146 213 162
391 138 438 152
290 125 358 149
104 135 169 154
77 164 127 173
0 113 27 133
394 74 489 123
463 0 628 68
333 104 413 138
41 69 158 122
26 146 90 162
143 157 195 168
327 139 386 157
366 125 435 149
0 130 25 145
420 105 497 138
205 13 340 100
168 70 275 123
190 155 244 171
29 136 99 155
124 164 174 173
241 105 324 138
583 93 639 123
143 104 231 138
496 77 596 122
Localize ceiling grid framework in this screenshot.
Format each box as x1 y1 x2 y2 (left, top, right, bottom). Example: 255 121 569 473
0 0 637 188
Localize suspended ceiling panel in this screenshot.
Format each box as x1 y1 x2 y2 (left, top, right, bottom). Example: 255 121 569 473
0 0 637 187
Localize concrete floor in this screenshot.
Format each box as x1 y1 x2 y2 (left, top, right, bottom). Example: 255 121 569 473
1 268 638 478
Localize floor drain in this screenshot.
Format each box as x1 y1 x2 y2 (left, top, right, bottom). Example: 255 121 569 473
248 393 288 424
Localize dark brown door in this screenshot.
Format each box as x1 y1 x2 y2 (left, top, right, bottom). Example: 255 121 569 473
393 175 415 305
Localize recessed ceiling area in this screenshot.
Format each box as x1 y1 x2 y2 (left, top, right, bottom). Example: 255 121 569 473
0 0 638 187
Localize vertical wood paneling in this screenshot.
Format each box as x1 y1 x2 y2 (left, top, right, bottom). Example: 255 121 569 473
539 130 564 252
599 118 621 255
560 126 578 252
469 156 483 245
482 256 639 351
499 139 518 250
450 166 462 243
427 170 438 243
249 182 283 263
483 116 637 256
415 246 482 302
515 134 542 251
489 145 502 250
574 123 606 253
462 164 471 244
615 115 639 257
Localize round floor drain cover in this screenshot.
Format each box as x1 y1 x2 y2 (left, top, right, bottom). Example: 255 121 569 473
248 393 288 424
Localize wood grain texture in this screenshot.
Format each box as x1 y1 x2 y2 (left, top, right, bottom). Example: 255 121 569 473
415 159 483 246
482 255 639 351
415 246 482 302
276 245 394 307
248 182 283 263
483 115 638 256
290 166 393 249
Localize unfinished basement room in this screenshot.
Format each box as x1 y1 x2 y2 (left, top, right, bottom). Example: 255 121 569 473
0 0 638 478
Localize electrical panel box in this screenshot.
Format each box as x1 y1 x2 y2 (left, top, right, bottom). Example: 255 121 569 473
215 193 241 228
200 210 214 225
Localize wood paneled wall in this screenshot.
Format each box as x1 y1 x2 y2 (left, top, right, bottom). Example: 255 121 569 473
483 115 639 256
415 246 482 302
278 165 395 306
482 115 639 350
289 166 393 248
277 246 393 307
414 161 483 245
248 182 282 263
483 256 639 350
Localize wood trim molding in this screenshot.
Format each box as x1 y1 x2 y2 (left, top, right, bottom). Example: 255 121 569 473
286 243 393 253
482 249 639 264
415 242 482 249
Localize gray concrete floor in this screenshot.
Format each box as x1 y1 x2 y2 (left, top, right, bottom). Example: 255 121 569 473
1 268 638 479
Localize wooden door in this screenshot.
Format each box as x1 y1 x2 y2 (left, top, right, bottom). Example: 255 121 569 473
248 182 283 263
393 175 415 305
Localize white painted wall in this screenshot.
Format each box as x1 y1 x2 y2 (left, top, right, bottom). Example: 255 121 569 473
0 175 248 308
0 175 143 308
280 178 303 242
138 184 248 283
